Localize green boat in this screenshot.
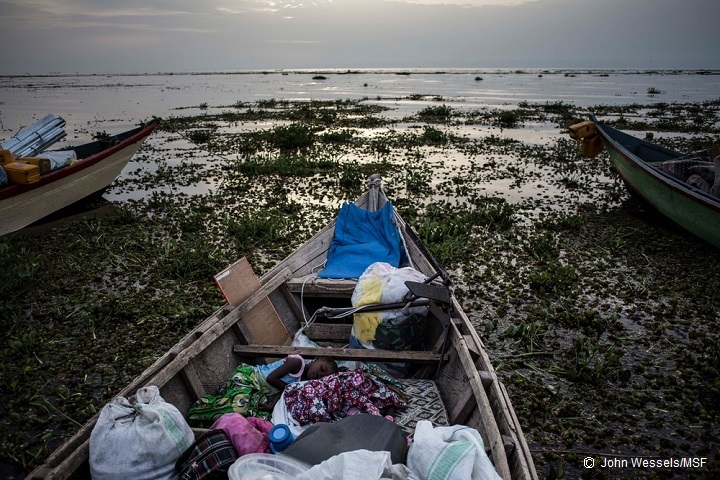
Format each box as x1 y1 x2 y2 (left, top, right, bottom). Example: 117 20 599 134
591 115 720 249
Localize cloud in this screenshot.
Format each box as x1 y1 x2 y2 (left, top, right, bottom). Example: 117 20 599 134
0 0 198 30
0 0 718 74
268 39 322 43
395 0 532 5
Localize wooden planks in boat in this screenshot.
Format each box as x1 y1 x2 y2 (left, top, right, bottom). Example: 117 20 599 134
214 257 292 346
233 344 448 363
285 275 357 296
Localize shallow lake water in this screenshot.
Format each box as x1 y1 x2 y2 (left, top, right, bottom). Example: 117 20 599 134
3 68 716 211
2 68 718 143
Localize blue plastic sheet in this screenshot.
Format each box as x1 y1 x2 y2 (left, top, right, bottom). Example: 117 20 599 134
0 165 7 186
318 201 401 279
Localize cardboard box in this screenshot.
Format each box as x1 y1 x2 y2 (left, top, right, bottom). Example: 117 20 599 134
3 162 40 184
581 134 605 158
19 157 52 174
568 120 597 140
0 150 13 164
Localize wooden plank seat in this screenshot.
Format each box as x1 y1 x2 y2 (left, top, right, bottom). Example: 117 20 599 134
285 274 357 297
303 322 352 342
233 345 447 364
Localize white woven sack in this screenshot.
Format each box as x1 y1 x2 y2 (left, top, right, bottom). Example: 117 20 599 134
89 386 194 480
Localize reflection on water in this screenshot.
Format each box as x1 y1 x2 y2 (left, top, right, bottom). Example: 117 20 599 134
1 68 716 212
2 68 718 141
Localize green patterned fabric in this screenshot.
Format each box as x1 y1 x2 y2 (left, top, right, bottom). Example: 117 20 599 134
187 364 277 424
362 363 407 401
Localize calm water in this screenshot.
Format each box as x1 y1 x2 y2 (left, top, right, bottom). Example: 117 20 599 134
2 68 718 145
2 68 718 208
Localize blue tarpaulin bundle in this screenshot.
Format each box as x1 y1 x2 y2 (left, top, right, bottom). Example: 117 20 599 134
317 201 402 279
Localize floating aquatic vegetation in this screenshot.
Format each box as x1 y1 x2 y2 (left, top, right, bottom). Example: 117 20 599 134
416 104 454 123
3 93 720 479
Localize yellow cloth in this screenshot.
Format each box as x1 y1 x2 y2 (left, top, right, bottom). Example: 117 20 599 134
354 312 383 343
353 278 384 343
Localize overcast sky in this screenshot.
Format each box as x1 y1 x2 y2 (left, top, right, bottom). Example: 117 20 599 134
1 0 718 74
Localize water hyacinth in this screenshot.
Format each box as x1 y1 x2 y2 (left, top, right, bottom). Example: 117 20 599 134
1 74 720 477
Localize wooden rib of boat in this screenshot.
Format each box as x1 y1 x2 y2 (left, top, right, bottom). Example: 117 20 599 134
28 177 538 480
0 119 159 236
589 114 720 248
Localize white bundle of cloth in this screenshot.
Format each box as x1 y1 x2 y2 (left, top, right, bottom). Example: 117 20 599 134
407 420 502 480
297 449 416 480
280 419 503 480
351 262 428 346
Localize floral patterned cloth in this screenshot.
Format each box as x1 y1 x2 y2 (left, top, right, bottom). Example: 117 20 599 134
283 367 407 425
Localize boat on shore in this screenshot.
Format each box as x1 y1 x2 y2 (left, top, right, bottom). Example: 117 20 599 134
27 176 538 480
575 115 720 249
0 119 159 236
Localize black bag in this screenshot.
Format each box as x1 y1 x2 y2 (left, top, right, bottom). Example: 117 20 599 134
175 429 238 480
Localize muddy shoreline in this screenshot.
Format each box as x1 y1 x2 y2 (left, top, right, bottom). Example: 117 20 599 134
1 96 719 479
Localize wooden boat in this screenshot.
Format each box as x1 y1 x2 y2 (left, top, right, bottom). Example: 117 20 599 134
587 114 720 248
0 119 159 236
27 177 538 480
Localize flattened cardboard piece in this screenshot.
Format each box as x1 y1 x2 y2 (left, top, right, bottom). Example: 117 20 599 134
214 257 291 347
214 257 256 306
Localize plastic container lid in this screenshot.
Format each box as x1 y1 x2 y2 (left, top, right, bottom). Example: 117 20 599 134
228 453 310 480
269 424 294 453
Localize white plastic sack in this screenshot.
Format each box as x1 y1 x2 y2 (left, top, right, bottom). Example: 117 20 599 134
351 262 428 345
89 386 194 480
296 449 417 480
291 327 320 348
407 420 502 480
351 262 427 307
39 150 76 170
291 328 363 374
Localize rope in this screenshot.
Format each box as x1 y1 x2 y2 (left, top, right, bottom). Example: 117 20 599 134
318 299 418 320
300 259 328 328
